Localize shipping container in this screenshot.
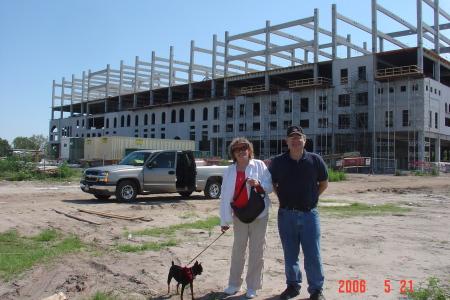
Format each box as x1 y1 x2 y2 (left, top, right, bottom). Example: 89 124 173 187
69 137 84 164
83 136 195 162
60 137 70 160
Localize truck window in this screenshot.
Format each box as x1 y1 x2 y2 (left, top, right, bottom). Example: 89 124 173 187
150 152 176 168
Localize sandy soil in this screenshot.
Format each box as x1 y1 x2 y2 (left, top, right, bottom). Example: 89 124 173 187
0 173 449 300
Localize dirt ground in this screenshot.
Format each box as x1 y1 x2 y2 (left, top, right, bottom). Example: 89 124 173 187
0 173 449 300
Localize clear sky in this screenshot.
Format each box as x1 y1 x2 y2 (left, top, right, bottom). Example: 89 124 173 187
1 0 449 145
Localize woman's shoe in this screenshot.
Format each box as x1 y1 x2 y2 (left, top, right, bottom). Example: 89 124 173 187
246 289 257 298
223 286 242 295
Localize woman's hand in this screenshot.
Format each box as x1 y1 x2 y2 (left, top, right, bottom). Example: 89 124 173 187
221 226 229 233
247 178 260 187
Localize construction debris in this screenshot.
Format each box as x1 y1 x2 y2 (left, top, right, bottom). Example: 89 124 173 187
42 292 67 300
77 208 152 222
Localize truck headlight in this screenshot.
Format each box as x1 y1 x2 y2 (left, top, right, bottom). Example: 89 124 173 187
98 171 109 182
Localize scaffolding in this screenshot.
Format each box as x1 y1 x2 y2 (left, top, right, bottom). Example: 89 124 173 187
267 92 285 158
314 87 332 156
336 70 371 156
373 78 397 173
407 78 428 170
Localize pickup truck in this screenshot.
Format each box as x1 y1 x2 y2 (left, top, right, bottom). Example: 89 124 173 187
80 150 227 202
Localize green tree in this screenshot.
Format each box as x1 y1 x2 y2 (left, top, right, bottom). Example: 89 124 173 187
12 135 48 151
29 134 48 152
0 138 11 157
12 137 35 150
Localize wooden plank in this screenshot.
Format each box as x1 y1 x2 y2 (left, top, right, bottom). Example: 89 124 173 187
52 209 101 225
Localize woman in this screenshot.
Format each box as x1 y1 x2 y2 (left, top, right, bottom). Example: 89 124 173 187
219 137 273 299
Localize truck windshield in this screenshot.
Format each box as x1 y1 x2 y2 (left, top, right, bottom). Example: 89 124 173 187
118 152 152 166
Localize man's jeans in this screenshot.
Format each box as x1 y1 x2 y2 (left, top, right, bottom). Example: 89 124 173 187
277 207 324 294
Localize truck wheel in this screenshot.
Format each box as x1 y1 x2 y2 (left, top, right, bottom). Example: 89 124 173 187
204 180 221 199
116 180 137 202
178 191 193 197
94 195 111 200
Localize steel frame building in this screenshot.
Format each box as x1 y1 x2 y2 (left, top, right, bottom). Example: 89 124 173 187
50 0 450 172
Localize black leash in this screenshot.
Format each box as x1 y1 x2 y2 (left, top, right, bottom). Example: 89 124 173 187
186 232 225 266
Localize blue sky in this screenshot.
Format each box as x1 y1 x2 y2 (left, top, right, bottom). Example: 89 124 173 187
1 0 449 145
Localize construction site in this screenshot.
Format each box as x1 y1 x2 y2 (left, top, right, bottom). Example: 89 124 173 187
49 0 450 173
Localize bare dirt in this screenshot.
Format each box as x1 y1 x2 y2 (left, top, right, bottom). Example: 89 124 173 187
0 173 449 300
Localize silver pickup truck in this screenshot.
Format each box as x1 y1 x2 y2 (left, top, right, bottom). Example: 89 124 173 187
80 150 227 202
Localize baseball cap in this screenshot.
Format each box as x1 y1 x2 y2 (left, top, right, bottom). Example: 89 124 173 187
287 126 304 136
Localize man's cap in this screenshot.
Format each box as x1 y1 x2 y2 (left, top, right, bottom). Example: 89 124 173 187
287 126 304 136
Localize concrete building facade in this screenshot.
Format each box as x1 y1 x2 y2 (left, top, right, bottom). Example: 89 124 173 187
49 0 450 172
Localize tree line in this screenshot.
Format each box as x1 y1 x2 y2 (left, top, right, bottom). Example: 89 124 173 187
0 135 49 157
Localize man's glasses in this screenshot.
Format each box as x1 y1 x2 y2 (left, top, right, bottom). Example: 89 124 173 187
288 136 304 141
232 144 249 153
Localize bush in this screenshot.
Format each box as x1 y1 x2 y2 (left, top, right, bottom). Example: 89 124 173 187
218 160 232 166
54 162 76 179
395 170 408 176
406 277 450 300
0 155 37 180
431 165 439 176
328 168 347 182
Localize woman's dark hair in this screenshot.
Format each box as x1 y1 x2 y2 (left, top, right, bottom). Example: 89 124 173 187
228 137 254 163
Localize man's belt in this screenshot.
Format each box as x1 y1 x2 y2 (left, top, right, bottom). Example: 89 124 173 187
279 205 316 212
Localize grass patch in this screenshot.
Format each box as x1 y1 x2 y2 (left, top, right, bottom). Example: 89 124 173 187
117 216 221 253
116 239 179 252
0 229 85 281
130 226 177 238
82 290 116 300
404 277 450 299
128 216 220 238
180 211 201 219
319 202 412 218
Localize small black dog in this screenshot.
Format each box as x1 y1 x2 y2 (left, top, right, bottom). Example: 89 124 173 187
167 260 203 300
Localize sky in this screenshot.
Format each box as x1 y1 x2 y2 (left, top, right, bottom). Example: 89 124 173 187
1 0 449 145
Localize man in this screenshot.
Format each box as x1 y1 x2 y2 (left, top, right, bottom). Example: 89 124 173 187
268 126 328 300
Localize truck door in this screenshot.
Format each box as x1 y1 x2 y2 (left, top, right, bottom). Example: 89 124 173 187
175 151 197 191
143 151 177 193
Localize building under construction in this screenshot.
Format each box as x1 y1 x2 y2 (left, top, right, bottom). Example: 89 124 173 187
50 0 450 173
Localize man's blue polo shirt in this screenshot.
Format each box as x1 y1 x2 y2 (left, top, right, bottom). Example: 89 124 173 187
268 150 328 210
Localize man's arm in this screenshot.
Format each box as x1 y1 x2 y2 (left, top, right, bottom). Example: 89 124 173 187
273 182 278 195
317 180 328 196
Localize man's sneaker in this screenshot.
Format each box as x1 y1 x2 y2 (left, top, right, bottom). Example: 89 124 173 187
246 289 256 299
280 285 300 300
223 285 241 295
309 290 325 300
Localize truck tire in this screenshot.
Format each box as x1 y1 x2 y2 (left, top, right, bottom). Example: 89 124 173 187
94 195 111 200
178 191 193 197
116 180 137 202
204 179 221 199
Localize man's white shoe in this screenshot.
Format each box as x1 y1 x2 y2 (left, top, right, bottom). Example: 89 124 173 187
223 286 241 295
246 289 256 298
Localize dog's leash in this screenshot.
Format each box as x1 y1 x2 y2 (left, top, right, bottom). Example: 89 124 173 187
186 232 225 266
